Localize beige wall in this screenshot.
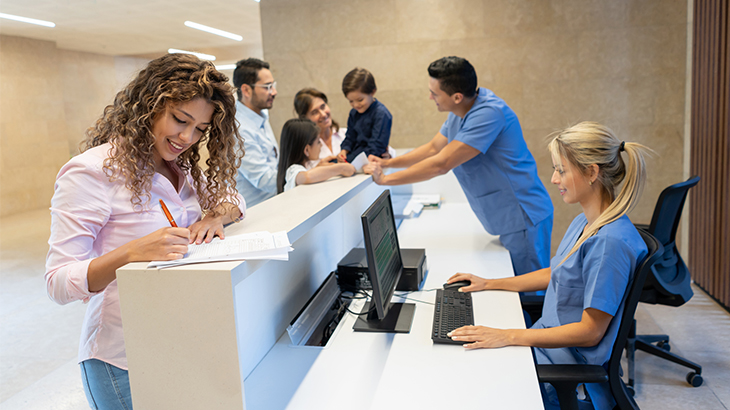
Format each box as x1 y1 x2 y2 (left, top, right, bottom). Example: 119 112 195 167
0 35 149 217
0 36 70 217
260 0 688 253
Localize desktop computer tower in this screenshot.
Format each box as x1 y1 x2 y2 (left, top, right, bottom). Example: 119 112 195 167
337 248 427 292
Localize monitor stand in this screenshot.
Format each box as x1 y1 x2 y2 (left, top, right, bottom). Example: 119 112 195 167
352 301 415 333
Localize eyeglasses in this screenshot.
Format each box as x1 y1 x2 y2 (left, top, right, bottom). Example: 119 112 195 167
250 81 277 92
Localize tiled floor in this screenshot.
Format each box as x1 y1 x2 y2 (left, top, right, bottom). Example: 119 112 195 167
1 209 728 409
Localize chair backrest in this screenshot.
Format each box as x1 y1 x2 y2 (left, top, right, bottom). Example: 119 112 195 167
607 230 664 410
642 176 700 306
647 176 700 245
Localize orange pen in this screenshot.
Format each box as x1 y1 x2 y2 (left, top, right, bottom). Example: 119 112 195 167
159 199 178 227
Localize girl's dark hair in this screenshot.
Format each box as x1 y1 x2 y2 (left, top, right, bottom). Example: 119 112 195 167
342 68 376 96
277 119 320 193
83 52 242 212
293 88 339 132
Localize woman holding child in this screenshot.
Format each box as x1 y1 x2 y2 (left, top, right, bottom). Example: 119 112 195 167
294 88 346 159
293 84 395 163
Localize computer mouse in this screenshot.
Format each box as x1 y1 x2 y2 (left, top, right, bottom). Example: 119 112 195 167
443 280 471 290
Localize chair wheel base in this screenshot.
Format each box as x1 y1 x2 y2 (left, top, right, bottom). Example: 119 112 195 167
626 385 635 397
687 372 703 387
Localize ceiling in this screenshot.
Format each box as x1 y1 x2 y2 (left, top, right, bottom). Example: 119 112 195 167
0 0 262 61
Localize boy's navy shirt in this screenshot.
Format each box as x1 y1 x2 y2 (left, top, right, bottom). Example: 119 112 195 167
341 99 392 162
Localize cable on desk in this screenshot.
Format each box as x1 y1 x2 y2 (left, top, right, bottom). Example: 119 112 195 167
341 290 376 316
393 292 435 306
321 298 348 345
339 290 369 300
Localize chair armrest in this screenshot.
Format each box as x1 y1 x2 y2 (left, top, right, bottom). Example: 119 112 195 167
520 293 545 307
634 223 650 232
520 293 545 326
536 364 608 384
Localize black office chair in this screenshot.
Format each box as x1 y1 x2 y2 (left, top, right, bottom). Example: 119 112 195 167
536 230 663 410
628 176 702 389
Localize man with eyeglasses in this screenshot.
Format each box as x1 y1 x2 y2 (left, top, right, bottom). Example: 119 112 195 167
232 58 279 206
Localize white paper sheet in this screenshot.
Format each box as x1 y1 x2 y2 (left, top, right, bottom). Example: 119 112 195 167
350 152 369 173
148 231 292 268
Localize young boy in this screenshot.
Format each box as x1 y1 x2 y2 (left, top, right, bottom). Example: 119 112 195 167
337 68 393 163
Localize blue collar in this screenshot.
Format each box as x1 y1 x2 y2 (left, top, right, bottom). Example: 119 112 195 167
236 100 269 129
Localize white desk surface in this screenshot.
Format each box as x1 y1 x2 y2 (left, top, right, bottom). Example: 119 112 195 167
244 201 544 410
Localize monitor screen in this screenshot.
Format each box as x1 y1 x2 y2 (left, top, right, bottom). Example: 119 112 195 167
353 189 415 333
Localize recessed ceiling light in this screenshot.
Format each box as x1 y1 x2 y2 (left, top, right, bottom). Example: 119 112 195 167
0 12 55 28
215 64 236 71
184 21 243 41
168 48 216 61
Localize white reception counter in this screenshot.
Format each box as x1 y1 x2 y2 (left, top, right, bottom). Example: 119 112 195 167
116 172 543 409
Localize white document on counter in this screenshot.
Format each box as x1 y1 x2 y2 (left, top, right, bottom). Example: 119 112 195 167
350 152 369 172
391 195 425 219
148 231 293 268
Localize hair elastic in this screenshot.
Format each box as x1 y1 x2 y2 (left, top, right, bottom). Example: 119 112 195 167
619 141 626 152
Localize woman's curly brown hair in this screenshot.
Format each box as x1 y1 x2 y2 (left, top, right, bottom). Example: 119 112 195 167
83 53 243 213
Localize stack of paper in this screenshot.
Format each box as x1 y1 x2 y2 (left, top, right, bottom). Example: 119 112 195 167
409 194 442 209
148 231 293 268
391 195 425 219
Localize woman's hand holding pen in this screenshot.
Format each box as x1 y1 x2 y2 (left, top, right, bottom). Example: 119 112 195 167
127 228 191 261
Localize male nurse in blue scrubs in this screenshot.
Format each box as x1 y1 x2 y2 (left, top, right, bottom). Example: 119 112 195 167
366 56 553 275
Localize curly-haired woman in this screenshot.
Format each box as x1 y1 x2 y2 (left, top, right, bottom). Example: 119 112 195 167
45 53 245 409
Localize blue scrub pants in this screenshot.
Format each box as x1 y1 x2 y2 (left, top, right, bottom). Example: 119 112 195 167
80 359 133 410
500 215 552 275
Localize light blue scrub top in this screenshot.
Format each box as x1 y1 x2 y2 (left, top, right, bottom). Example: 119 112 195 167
234 101 279 207
440 88 552 236
533 213 648 366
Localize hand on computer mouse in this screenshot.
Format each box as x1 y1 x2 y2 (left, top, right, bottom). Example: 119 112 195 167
445 273 486 292
443 280 471 291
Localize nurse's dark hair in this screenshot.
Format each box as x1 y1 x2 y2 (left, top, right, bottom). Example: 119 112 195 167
428 56 477 98
549 121 651 263
277 119 320 194
233 58 270 101
82 53 243 212
294 88 339 132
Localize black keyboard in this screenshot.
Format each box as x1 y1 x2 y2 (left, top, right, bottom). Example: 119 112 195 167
431 289 474 344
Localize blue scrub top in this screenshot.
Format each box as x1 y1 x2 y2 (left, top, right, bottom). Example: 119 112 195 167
532 214 648 367
440 88 552 235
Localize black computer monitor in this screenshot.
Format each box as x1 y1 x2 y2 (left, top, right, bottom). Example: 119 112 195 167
353 190 415 333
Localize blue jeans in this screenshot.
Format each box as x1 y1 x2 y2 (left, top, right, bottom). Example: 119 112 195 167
80 359 133 410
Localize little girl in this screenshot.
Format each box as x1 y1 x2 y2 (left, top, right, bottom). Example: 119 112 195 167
277 119 356 193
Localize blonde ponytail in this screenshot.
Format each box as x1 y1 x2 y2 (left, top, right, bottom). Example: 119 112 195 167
548 122 651 264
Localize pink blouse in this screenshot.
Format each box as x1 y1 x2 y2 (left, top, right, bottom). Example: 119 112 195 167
45 143 246 370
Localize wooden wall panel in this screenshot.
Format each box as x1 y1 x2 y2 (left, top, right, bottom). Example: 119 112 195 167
690 0 730 309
